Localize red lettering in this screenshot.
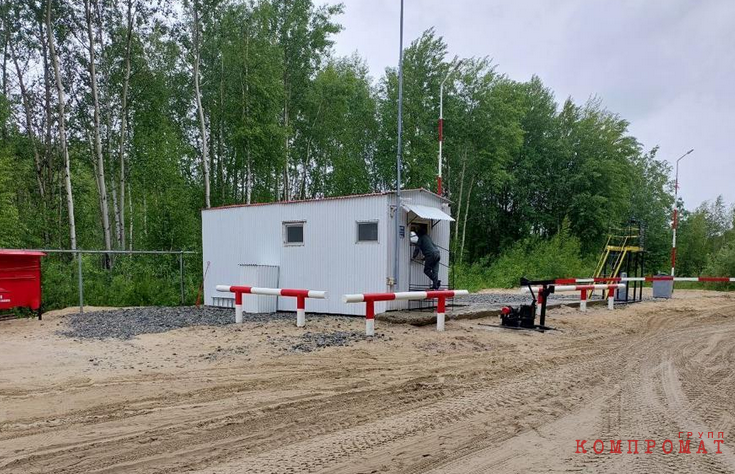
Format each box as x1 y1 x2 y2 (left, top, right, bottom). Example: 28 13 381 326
645 440 656 454
662 439 673 454
687 432 693 439
593 439 605 454
714 440 724 453
576 440 587 454
698 432 704 439
678 431 684 438
679 440 691 454
697 440 708 454
609 440 622 454
628 439 639 454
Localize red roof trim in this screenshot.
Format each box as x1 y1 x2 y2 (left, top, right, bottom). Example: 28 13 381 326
0 250 46 256
203 188 449 212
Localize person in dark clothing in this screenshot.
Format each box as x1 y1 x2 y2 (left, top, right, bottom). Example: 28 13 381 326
412 226 441 290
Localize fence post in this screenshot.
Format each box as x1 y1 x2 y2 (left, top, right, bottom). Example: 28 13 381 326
77 250 84 314
179 251 185 305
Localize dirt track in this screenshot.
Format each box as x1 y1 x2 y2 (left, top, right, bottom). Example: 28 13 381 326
1 291 735 473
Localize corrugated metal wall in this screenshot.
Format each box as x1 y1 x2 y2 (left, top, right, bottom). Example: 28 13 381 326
202 195 390 315
202 190 451 315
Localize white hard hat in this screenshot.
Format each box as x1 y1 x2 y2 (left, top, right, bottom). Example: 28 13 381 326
410 231 418 244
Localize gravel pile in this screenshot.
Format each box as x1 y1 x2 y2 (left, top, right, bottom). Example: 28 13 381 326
283 331 385 353
60 306 300 340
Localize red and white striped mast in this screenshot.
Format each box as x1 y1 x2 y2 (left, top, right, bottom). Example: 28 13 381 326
437 59 463 196
671 148 693 276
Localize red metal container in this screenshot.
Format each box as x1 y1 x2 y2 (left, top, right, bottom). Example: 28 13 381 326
0 250 45 318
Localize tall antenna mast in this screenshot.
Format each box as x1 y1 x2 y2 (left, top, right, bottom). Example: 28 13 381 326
393 0 404 285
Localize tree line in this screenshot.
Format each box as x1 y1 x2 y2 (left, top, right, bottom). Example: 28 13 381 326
0 0 732 298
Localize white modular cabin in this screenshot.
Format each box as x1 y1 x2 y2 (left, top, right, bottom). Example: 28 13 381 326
201 188 454 315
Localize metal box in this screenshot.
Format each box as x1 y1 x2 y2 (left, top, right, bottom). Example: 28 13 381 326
0 250 46 317
240 264 280 313
652 274 673 298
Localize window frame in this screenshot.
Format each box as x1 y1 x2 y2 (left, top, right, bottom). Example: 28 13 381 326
283 221 305 246
356 220 379 244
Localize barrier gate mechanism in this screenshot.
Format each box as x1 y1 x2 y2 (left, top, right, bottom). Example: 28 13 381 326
216 285 327 327
494 278 558 332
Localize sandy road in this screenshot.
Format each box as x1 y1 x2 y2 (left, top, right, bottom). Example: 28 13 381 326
1 291 734 473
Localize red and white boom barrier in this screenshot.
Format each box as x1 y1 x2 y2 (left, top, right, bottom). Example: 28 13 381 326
216 285 327 326
522 283 625 311
342 290 469 336
554 276 735 284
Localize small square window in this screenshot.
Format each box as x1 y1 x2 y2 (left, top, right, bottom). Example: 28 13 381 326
357 221 378 243
284 222 304 245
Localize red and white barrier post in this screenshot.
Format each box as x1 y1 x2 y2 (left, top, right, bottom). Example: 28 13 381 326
343 290 469 336
580 289 587 312
216 285 327 327
607 286 616 310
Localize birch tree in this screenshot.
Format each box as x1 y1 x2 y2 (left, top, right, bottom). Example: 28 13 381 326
190 0 211 208
46 0 77 250
84 0 112 253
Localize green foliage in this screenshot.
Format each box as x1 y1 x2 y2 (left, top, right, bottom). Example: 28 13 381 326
704 242 735 291
0 95 27 248
3 1 728 304
454 222 593 291
40 254 201 311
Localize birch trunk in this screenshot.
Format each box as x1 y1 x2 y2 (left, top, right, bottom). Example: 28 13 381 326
46 1 77 250
192 1 211 208
84 0 112 255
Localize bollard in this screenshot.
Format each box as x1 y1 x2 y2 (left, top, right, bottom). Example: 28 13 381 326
607 290 615 310
296 295 306 328
436 296 446 331
365 300 375 336
580 289 587 312
235 291 243 323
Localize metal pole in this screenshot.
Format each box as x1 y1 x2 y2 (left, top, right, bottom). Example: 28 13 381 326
393 0 404 286
77 250 84 314
438 80 444 195
671 148 693 276
179 251 185 305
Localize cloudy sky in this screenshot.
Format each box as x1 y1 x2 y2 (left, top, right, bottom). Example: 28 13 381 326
320 0 735 209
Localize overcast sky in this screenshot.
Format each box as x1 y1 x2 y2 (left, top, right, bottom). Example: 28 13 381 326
320 0 735 209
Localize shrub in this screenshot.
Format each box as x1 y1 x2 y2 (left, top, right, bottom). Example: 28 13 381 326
454 223 593 291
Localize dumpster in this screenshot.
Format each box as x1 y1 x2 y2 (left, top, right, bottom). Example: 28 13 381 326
0 250 46 319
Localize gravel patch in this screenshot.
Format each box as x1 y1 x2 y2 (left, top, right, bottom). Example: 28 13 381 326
59 306 307 340
462 292 579 306
273 330 387 353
